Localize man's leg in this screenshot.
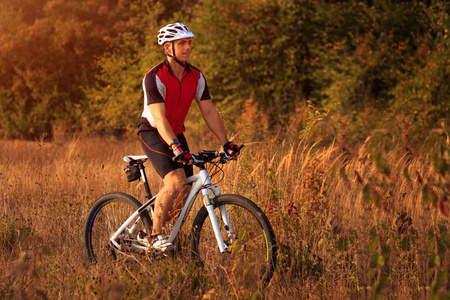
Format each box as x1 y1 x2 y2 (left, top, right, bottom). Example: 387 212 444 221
152 168 187 235
169 184 191 225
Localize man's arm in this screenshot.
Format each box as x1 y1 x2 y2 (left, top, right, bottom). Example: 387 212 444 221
197 99 229 145
149 102 194 164
149 103 178 147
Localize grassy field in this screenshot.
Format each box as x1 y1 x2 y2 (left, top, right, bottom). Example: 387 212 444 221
0 127 449 299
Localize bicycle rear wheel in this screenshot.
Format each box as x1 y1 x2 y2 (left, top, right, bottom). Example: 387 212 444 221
84 192 153 264
190 194 277 288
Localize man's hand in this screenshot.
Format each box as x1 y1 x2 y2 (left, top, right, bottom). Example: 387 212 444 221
173 144 194 165
223 141 240 159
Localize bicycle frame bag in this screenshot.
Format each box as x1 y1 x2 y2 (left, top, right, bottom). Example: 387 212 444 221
124 165 140 182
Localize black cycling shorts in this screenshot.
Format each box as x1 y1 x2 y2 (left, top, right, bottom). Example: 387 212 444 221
139 128 193 179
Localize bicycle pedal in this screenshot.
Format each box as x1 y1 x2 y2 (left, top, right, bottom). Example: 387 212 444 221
149 245 177 256
146 249 170 259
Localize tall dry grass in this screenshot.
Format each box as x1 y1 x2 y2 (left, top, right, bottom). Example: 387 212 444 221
0 126 449 299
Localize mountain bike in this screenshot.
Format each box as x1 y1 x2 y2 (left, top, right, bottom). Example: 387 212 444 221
83 147 277 287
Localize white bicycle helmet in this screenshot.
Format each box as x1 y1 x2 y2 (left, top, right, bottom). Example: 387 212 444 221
158 22 194 45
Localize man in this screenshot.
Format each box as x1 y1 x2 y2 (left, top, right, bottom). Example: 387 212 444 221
137 22 240 252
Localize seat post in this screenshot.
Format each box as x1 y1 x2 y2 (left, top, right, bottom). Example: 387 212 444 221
138 162 153 199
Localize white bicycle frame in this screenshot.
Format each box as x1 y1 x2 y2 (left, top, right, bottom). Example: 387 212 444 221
109 161 234 253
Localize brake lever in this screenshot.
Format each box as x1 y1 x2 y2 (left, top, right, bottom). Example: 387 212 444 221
192 155 200 164
223 152 231 161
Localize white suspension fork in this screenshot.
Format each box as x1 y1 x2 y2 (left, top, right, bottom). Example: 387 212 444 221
219 205 234 242
199 170 231 253
204 195 228 252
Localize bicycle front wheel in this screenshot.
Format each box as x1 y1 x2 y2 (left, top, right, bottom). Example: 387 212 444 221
84 192 153 264
190 194 277 288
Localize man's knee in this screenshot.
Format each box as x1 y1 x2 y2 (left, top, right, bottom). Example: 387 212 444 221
164 169 187 195
165 183 184 197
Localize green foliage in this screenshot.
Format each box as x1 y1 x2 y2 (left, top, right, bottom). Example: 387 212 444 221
192 0 283 116
83 2 165 134
390 35 450 136
192 0 330 123
321 1 450 138
82 0 450 138
0 0 449 140
0 0 153 138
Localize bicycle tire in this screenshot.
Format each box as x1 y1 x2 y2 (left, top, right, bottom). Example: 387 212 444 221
84 192 153 263
190 194 277 287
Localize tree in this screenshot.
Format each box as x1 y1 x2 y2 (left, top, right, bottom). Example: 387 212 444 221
0 0 146 138
192 0 298 123
83 2 166 135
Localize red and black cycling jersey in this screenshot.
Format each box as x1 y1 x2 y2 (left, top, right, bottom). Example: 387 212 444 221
138 58 211 135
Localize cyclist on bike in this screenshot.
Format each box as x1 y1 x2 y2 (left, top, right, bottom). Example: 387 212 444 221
137 22 240 253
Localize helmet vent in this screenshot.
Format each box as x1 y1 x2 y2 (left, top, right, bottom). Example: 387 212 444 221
157 22 194 45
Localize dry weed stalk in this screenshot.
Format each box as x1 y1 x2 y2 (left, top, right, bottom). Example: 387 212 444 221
0 130 448 298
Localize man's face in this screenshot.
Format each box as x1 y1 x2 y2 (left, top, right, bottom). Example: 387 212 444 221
166 38 192 63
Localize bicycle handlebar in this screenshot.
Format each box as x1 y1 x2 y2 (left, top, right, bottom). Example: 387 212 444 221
124 145 244 166
192 144 244 166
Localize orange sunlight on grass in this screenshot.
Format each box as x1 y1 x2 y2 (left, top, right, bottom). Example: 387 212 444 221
0 126 448 298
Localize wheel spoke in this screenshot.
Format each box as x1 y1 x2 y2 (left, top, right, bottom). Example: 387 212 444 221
84 193 153 264
191 195 277 288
